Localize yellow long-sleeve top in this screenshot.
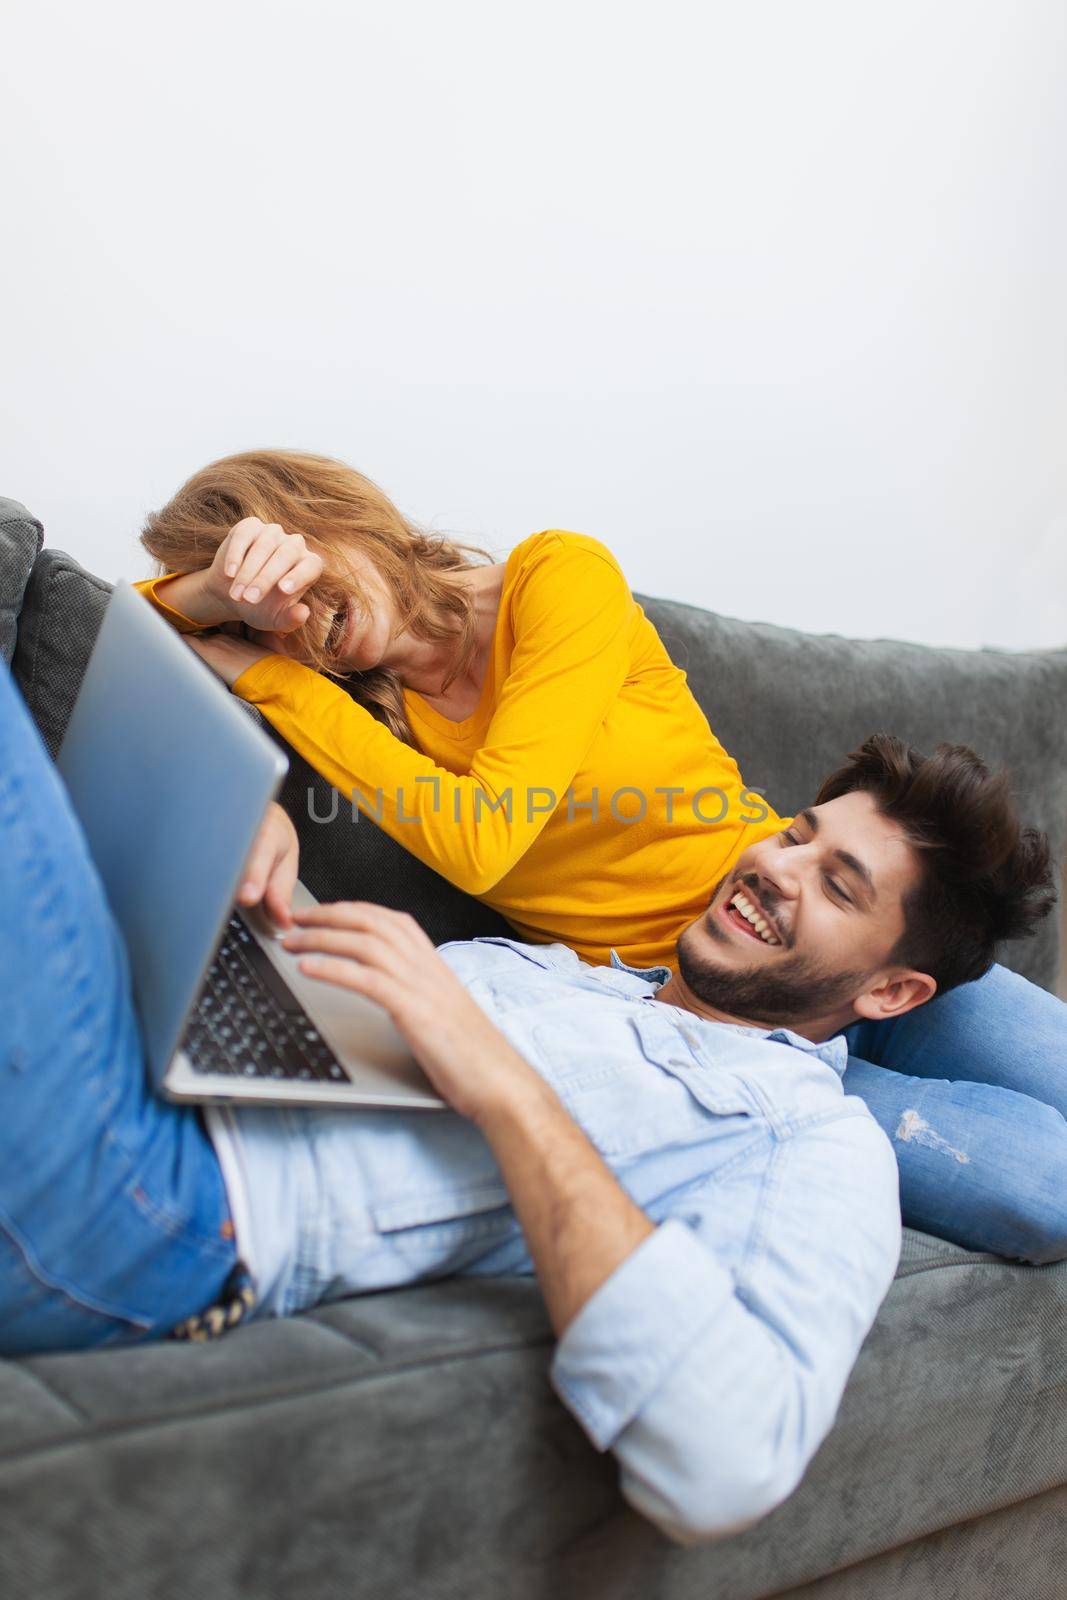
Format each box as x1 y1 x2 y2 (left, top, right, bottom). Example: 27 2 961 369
136 531 789 970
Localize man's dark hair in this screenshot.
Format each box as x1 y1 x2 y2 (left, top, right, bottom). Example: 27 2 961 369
815 733 1057 995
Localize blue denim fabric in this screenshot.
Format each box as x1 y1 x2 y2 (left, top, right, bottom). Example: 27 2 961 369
0 662 237 1356
840 966 1067 1264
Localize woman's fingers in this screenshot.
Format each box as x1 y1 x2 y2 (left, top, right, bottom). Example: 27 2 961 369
229 524 286 600
219 518 262 580
270 600 312 636
240 540 314 607
276 552 324 597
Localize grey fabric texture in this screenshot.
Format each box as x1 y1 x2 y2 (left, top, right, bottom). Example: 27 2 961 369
750 1483 1067 1600
3 533 1067 1598
10 546 112 758
0 497 44 665
1 1232 1065 1600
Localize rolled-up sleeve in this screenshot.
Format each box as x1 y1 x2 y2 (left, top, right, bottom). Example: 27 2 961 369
550 1220 736 1450
550 1114 901 1546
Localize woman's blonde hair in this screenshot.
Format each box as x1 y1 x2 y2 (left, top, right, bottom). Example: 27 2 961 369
140 449 490 745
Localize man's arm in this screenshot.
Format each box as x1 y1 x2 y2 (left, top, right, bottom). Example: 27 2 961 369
460 1057 656 1335
282 900 653 1333
281 902 902 1544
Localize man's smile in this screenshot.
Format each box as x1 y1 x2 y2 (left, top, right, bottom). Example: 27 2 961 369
714 881 784 948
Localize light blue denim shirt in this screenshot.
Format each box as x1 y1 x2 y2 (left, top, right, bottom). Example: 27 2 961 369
209 936 902 1544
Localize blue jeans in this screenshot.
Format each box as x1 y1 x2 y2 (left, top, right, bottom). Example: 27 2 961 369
841 976 1067 1263
2 658 1066 1358
0 661 237 1356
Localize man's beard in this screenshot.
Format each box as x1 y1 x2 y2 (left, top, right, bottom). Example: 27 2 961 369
676 916 870 1027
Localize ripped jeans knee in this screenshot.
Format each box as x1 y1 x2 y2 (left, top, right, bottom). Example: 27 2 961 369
841 1059 1067 1265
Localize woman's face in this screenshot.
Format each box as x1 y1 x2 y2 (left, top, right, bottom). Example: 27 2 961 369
257 551 399 672
322 556 399 671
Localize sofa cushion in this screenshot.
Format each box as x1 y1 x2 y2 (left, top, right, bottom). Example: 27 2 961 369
11 547 112 758
0 1229 1063 1600
0 497 45 665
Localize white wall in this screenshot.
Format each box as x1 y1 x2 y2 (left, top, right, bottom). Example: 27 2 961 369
2 0 1065 650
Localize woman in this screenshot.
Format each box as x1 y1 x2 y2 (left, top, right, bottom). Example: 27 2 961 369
138 448 1067 1264
137 449 787 970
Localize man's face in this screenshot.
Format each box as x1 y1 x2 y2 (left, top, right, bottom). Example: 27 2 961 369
676 790 925 1031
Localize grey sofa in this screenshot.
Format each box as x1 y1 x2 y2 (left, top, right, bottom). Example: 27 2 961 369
3 493 1067 1600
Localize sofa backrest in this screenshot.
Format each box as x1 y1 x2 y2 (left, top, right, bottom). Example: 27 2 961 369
0 497 44 665
6 509 1067 986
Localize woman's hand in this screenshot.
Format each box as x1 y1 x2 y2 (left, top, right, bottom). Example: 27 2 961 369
161 518 326 636
281 902 541 1124
186 631 274 688
211 518 325 632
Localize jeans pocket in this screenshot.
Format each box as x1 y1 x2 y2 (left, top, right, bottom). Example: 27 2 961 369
0 1220 153 1357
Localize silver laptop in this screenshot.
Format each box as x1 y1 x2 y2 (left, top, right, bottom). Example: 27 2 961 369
57 581 445 1110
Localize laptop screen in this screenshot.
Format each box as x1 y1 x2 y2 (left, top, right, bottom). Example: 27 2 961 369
57 582 287 1082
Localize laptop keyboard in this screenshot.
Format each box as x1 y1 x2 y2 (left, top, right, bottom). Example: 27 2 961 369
183 913 349 1085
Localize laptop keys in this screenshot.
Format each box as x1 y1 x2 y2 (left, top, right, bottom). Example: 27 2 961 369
183 913 348 1085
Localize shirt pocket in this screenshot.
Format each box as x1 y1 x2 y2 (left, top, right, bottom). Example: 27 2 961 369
367 1180 520 1277
369 1175 512 1232
524 1010 758 1163
460 972 553 1018
628 1010 758 1119
348 1103 514 1235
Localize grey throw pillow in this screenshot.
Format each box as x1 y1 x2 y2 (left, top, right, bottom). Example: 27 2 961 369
12 548 112 759
0 497 45 665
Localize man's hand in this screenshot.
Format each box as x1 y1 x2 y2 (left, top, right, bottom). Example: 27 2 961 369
186 631 275 688
237 802 300 930
281 902 541 1123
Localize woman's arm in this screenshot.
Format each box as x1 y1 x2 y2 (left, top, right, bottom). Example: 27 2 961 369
135 517 324 635
232 535 636 895
134 571 232 632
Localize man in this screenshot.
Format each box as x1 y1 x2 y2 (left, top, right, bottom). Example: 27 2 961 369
0 658 1053 1544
